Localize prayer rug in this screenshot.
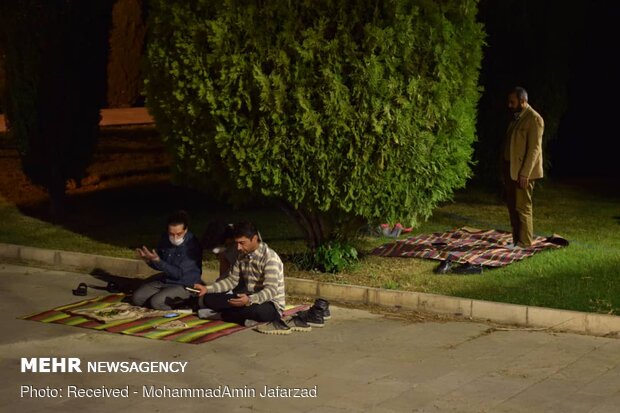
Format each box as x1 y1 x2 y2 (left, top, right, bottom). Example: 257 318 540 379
371 227 568 267
20 294 309 344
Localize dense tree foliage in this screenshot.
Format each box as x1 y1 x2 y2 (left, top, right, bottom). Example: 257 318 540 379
0 0 113 218
145 0 484 246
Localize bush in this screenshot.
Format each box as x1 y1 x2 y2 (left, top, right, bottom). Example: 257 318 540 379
145 0 484 246
293 241 358 273
314 241 359 273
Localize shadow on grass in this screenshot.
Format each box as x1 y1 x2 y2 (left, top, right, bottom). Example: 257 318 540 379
16 181 305 253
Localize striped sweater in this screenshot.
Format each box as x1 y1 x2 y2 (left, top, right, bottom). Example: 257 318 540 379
208 242 285 312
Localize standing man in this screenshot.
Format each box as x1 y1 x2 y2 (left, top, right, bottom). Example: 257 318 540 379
193 221 307 335
133 210 202 310
502 86 544 248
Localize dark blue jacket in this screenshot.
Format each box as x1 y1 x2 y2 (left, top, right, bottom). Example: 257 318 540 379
148 231 202 286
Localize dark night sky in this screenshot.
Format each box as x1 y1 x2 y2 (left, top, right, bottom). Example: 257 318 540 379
552 1 620 178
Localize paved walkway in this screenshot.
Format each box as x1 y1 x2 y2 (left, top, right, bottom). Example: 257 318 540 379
1 262 620 412
0 107 154 132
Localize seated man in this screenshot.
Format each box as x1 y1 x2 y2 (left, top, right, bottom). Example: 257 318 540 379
201 221 238 282
193 221 306 335
132 210 202 310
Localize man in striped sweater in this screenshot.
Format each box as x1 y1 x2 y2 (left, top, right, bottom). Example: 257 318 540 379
193 221 303 334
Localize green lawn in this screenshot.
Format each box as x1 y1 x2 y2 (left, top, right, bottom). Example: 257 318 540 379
2 130 619 314
1 178 618 314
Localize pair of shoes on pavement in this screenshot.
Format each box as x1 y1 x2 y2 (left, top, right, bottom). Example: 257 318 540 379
255 298 331 335
297 298 331 328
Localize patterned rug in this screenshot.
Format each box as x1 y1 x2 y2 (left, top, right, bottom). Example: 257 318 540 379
20 294 308 344
371 227 568 267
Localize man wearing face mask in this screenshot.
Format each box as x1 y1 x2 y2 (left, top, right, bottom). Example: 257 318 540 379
502 86 544 248
132 210 202 310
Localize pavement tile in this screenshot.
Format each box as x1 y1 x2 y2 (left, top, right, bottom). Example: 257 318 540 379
3 263 620 412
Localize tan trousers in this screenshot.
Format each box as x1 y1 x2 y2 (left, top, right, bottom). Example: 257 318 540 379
503 162 535 247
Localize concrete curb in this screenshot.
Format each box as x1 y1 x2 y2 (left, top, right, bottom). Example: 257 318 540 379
0 243 157 278
2 242 619 337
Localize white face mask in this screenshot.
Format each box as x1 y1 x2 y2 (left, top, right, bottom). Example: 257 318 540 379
169 235 185 246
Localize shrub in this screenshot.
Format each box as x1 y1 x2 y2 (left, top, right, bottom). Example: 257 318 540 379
292 240 358 273
145 0 484 246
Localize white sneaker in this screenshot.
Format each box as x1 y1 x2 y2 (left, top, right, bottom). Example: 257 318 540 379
244 319 260 328
197 309 221 320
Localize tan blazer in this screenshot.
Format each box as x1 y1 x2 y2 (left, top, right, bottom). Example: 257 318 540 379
506 105 544 181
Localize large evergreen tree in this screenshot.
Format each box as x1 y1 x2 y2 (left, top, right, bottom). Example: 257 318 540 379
145 0 484 247
0 0 113 218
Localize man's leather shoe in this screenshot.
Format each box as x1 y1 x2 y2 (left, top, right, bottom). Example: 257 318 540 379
434 258 453 274
453 263 483 274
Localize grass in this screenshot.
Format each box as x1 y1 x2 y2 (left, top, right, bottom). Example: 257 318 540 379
1 128 619 314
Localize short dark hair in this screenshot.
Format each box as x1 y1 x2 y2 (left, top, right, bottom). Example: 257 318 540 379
510 86 528 102
167 210 189 229
232 221 259 240
201 221 234 249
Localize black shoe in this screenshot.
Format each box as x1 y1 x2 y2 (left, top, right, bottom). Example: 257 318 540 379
313 298 331 320
106 281 120 293
434 257 453 274
453 263 483 274
298 307 325 327
72 283 88 296
187 295 200 312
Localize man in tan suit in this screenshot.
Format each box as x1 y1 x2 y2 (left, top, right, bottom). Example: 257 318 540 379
502 87 544 247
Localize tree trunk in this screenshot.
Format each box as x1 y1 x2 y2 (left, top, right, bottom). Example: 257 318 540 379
277 201 329 249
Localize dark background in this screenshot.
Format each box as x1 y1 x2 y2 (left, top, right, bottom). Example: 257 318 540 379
1 0 618 181
551 0 620 178
478 0 619 180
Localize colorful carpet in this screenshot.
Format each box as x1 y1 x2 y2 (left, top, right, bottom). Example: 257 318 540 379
21 294 308 344
371 227 568 267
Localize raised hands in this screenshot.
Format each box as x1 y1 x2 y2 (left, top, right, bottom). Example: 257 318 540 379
136 246 160 262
